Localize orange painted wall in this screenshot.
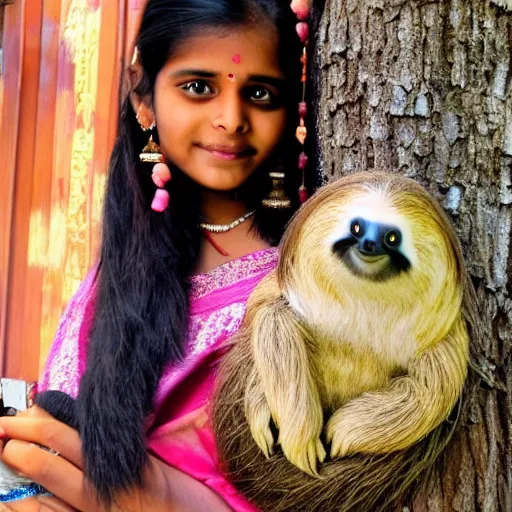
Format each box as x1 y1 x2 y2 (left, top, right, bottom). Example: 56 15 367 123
0 0 145 381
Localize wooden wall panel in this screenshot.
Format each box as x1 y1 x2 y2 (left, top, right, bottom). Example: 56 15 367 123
0 0 144 380
21 0 63 378
0 0 25 375
37 0 102 374
4 0 44 379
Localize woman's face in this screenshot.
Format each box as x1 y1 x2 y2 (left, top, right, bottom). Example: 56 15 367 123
153 24 288 192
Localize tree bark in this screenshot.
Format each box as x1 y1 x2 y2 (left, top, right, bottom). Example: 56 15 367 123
312 0 511 510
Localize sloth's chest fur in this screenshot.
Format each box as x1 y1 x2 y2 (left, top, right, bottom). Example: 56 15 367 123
290 288 421 366
297 296 421 410
313 339 404 410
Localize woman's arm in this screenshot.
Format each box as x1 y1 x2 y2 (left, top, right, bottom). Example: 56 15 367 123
0 408 232 512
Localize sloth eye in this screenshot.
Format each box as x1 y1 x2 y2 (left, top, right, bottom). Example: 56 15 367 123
385 231 401 247
350 220 364 237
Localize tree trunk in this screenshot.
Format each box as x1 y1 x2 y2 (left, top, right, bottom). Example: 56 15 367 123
312 0 510 510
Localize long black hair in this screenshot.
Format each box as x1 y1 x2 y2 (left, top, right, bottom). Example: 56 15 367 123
78 0 303 503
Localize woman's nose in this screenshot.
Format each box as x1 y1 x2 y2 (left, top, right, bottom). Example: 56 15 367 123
212 94 249 135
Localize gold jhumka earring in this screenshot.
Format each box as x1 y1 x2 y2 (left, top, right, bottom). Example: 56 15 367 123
262 172 292 209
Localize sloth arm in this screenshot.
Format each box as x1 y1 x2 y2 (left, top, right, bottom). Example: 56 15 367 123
327 315 469 457
246 275 325 475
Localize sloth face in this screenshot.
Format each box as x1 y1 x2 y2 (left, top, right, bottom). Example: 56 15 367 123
323 190 419 286
332 217 411 282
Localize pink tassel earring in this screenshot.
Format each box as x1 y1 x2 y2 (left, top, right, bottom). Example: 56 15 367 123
139 135 171 213
291 0 311 204
150 162 171 212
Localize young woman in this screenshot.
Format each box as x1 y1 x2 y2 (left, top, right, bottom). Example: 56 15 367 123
0 0 309 510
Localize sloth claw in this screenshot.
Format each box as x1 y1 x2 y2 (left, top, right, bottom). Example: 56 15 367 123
280 436 325 477
252 423 275 458
247 405 275 458
326 410 356 458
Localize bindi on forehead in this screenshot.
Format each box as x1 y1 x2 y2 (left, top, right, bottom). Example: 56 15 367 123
228 54 241 81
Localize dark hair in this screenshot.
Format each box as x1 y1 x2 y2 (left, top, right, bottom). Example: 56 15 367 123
77 0 304 503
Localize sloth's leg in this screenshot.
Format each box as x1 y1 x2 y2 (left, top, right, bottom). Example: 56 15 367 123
245 366 274 457
250 298 326 476
326 317 468 458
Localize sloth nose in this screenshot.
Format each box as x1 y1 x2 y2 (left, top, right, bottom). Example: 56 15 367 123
358 234 386 256
362 238 378 254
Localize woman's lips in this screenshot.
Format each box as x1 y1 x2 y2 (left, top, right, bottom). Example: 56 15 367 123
209 150 243 161
197 143 256 160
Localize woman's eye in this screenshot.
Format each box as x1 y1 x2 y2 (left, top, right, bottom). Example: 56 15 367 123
181 80 213 96
248 87 272 102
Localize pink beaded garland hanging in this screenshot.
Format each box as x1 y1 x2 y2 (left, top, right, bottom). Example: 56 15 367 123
291 0 311 204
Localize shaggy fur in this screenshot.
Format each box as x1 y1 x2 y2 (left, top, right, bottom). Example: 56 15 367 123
212 171 480 511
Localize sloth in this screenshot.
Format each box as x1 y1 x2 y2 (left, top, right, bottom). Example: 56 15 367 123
212 171 480 511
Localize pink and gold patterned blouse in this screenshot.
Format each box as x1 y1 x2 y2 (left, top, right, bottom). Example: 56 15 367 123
39 248 279 511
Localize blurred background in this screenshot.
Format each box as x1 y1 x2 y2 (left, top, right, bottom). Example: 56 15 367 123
0 0 144 380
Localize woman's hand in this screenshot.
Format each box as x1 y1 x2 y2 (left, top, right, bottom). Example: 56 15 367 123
0 407 232 512
0 406 81 511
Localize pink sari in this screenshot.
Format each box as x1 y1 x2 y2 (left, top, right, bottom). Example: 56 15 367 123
39 248 279 511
